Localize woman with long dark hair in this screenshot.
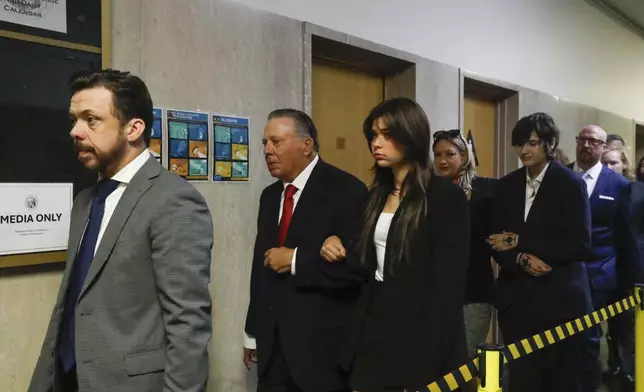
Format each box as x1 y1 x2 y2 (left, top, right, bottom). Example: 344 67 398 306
320 98 471 391
432 130 497 357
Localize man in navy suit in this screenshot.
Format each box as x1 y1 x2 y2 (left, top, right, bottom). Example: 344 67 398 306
569 125 639 392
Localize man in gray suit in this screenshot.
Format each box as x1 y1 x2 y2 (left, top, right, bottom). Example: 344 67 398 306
28 70 213 392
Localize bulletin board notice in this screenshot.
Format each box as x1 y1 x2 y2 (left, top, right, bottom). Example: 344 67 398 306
212 114 249 182
166 109 209 181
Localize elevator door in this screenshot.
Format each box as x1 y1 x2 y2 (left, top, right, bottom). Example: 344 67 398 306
464 97 497 178
312 59 385 185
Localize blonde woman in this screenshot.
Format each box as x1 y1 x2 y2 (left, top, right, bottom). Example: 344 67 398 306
432 129 497 356
602 148 635 181
554 147 571 165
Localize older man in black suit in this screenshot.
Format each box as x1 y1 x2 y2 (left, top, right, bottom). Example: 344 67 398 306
243 109 367 392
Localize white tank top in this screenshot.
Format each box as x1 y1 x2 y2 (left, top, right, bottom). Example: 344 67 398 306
374 212 394 282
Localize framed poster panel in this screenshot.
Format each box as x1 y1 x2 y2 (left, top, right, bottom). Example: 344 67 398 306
212 114 250 182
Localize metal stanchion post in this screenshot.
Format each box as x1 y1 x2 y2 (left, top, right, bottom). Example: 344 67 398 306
636 284 644 392
478 344 503 392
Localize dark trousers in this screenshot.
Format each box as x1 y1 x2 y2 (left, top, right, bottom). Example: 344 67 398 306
257 331 350 392
606 296 635 375
58 365 78 392
500 315 583 392
581 288 611 392
257 334 302 392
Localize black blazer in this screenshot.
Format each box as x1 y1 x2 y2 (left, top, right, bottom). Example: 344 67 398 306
341 176 471 390
492 161 594 324
465 177 498 304
244 159 368 392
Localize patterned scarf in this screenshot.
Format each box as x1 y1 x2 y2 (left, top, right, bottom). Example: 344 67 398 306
453 173 472 200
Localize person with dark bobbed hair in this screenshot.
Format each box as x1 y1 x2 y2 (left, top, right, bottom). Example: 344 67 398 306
510 112 560 160
487 112 594 392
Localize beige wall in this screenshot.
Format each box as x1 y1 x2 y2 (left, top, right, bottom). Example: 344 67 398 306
233 0 644 122
518 91 636 167
0 266 63 392
115 1 304 390
597 110 636 162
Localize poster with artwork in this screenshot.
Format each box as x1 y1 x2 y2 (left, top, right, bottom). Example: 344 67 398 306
166 109 209 181
212 114 249 182
150 108 163 165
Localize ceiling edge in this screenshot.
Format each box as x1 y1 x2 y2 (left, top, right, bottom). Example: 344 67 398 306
586 0 644 40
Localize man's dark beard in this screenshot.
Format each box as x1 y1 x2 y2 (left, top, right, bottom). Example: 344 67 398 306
74 137 129 176
578 153 600 168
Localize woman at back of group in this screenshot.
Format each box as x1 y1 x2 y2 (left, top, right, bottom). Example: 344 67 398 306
637 156 644 182
320 98 471 391
602 148 635 181
432 130 497 356
602 147 640 389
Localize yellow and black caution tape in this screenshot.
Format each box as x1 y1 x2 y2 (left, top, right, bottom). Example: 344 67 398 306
418 291 643 392
501 293 641 364
421 357 481 392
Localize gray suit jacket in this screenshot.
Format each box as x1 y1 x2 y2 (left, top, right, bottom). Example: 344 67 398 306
28 156 213 392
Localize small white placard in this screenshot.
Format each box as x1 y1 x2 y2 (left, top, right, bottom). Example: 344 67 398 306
0 0 67 34
0 183 73 256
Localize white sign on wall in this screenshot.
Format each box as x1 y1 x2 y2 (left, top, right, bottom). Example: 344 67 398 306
0 0 67 34
0 183 73 256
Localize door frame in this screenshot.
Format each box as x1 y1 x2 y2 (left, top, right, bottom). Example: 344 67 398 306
634 121 644 167
459 70 519 178
458 70 519 346
303 23 417 115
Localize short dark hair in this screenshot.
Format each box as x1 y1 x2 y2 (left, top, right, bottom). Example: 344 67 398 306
267 109 319 152
70 69 154 146
511 112 559 160
607 134 624 144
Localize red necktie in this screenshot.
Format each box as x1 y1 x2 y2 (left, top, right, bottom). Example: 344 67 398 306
278 184 298 246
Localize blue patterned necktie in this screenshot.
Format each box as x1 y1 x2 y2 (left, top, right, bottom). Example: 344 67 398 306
59 179 119 373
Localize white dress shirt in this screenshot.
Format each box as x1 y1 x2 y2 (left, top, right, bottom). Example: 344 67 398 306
244 154 320 349
525 162 549 222
279 154 319 275
573 160 603 198
92 149 151 256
